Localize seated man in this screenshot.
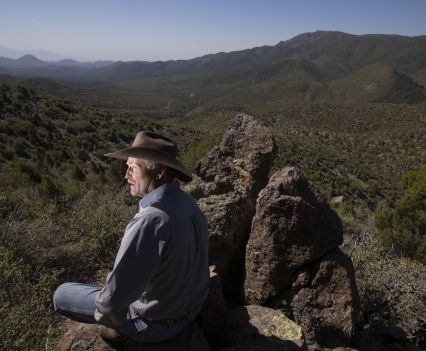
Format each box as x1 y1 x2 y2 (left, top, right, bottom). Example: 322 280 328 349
53 131 210 344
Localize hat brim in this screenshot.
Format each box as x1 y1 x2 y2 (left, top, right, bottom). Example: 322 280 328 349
105 147 193 182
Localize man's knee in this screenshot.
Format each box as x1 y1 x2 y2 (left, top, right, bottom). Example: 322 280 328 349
53 282 74 312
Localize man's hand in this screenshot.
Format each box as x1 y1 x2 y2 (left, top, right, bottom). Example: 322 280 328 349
94 307 126 328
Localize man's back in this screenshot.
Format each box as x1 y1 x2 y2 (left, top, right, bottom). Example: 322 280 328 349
128 182 210 320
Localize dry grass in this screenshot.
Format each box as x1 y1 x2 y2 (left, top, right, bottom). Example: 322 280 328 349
343 231 426 344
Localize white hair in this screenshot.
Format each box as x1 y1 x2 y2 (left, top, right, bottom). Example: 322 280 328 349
144 160 158 171
137 159 175 181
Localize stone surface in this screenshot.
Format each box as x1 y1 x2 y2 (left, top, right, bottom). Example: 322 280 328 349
245 167 343 305
184 114 276 300
56 320 211 351
223 305 304 351
272 249 361 350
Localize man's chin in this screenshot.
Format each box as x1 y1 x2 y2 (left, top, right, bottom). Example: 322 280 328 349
129 186 144 198
128 185 137 196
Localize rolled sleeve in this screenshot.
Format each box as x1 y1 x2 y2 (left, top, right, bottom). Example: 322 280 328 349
94 214 168 326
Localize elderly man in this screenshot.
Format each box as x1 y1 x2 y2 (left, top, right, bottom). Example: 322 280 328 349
53 131 210 344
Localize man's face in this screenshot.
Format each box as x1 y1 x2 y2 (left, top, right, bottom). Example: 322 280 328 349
125 157 156 197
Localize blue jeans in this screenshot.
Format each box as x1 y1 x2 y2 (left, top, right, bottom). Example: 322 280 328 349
53 282 194 344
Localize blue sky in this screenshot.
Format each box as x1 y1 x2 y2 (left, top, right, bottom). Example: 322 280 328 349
0 0 425 61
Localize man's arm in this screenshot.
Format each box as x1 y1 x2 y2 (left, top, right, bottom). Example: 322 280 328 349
94 215 168 326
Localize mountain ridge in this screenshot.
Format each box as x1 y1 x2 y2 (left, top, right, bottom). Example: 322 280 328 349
1 31 425 119
1 31 425 83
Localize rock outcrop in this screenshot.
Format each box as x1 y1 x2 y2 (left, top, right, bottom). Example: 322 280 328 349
184 113 276 299
56 321 211 351
227 305 304 350
273 249 361 350
244 167 359 349
55 115 362 351
245 167 343 305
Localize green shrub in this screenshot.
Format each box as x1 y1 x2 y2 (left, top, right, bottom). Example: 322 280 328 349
38 176 65 200
0 246 61 351
2 147 15 161
14 139 30 158
71 165 85 181
181 133 220 171
375 165 426 263
343 233 426 343
106 159 127 183
1 186 135 279
18 162 42 183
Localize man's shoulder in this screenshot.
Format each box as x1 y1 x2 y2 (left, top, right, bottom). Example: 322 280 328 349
134 206 171 227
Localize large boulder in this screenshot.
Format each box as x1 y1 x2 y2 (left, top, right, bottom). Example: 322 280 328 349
244 167 343 305
185 114 276 300
272 249 361 350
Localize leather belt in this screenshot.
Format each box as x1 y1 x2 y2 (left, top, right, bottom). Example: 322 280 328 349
149 310 192 326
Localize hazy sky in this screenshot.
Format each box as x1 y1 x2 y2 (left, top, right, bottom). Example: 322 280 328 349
1 0 425 61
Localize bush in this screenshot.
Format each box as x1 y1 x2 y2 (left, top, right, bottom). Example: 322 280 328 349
106 159 127 184
1 186 135 279
38 176 64 200
181 133 220 171
2 147 15 161
71 165 86 181
0 246 61 351
375 165 426 263
18 162 42 183
343 232 426 344
14 139 30 158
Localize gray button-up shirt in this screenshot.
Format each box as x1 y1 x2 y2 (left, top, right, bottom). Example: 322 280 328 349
94 182 209 326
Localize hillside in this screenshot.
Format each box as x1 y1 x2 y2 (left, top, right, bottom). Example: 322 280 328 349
2 79 424 226
329 64 426 103
0 31 425 119
1 81 425 350
0 83 204 193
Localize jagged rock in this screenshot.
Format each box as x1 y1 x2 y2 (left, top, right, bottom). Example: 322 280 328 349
221 305 304 350
56 320 210 351
184 114 276 300
244 167 343 305
272 249 361 350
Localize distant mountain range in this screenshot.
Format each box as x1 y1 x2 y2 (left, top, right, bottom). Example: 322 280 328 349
1 31 425 82
0 54 114 70
1 31 425 109
0 46 66 61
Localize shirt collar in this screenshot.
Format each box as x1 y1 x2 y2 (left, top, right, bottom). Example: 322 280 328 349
138 182 179 210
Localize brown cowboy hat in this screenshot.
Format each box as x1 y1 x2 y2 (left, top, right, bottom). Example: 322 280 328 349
104 131 192 182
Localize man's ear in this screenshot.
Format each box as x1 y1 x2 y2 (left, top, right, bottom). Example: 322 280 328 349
157 165 168 180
